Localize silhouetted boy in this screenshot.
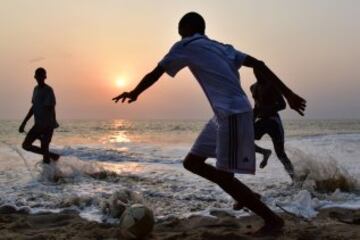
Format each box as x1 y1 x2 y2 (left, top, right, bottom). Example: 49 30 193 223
251 71 295 180
113 12 306 233
19 67 60 164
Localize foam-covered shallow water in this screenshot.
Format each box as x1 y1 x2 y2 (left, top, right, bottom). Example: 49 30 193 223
0 119 359 222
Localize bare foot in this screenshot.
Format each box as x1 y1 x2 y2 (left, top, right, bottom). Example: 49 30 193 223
233 192 262 210
51 154 60 162
42 159 50 164
253 217 284 236
260 149 271 169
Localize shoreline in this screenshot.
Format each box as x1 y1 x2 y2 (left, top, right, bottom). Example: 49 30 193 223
0 207 359 240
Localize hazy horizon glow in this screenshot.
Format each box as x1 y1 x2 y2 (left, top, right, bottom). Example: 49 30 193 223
1 0 359 120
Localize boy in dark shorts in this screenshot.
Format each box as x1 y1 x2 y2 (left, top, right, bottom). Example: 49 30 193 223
19 67 60 164
251 70 295 180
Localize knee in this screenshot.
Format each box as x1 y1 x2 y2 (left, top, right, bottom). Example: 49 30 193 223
183 157 195 171
22 142 30 150
221 169 235 180
182 154 204 172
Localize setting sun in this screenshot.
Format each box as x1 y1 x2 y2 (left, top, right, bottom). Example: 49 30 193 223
115 77 127 88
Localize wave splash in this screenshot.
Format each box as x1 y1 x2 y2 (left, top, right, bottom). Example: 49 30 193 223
38 157 105 183
289 148 359 193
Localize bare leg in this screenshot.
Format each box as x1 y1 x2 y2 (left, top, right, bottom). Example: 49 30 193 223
22 127 59 163
274 142 294 180
233 192 261 210
183 153 284 230
234 145 270 210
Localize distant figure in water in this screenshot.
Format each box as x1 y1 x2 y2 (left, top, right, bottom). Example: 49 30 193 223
19 67 60 164
112 12 306 234
251 70 295 180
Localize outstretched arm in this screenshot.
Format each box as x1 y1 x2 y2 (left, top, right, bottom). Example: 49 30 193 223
243 55 306 116
112 65 165 104
19 107 33 133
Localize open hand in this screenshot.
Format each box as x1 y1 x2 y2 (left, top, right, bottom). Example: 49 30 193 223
285 91 307 116
112 92 137 103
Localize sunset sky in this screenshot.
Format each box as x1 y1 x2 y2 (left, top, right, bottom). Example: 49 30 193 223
0 0 359 119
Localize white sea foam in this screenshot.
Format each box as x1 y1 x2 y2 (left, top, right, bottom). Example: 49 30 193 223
0 120 359 222
288 147 359 192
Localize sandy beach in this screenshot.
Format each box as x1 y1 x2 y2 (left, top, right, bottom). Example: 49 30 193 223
1 207 359 240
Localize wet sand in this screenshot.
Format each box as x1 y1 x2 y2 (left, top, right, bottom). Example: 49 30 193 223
0 207 359 240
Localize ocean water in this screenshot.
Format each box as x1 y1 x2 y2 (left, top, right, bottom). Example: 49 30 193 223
0 119 359 222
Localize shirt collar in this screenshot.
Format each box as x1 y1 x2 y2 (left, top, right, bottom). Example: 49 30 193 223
182 34 207 46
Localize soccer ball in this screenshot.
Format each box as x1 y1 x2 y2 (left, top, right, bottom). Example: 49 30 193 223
119 204 155 239
101 190 143 218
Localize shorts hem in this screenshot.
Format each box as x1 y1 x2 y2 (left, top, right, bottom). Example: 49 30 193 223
189 150 216 159
216 164 255 175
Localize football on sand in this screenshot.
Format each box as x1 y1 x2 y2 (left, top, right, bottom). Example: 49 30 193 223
119 204 155 239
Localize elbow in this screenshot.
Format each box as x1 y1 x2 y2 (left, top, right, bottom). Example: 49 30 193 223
145 67 163 84
144 72 155 83
144 72 153 80
254 60 266 70
141 73 158 88
253 60 267 82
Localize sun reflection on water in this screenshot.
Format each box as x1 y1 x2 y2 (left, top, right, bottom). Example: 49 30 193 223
110 131 131 143
109 120 132 143
112 119 128 129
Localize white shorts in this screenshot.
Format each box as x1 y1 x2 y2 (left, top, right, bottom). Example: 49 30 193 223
190 111 256 174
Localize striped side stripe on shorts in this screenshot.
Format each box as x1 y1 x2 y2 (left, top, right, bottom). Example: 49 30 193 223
228 115 238 169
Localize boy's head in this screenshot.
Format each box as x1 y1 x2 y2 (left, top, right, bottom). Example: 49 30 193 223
178 12 206 38
34 67 46 84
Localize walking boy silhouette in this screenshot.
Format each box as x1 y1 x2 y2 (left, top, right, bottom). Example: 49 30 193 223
19 67 60 164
